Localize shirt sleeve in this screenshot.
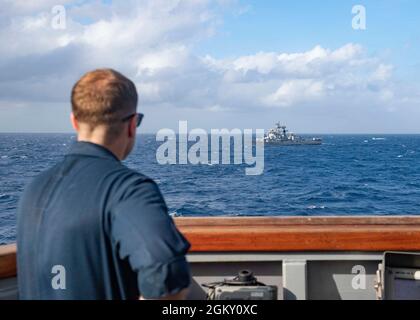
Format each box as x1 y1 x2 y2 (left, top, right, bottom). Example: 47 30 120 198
110 178 191 299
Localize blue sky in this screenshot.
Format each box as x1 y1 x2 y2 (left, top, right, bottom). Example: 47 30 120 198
199 0 420 75
0 0 419 133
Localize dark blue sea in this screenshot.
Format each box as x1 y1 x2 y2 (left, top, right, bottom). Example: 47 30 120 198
1 133 420 244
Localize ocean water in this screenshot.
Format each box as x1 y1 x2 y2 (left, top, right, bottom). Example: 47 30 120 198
1 133 420 244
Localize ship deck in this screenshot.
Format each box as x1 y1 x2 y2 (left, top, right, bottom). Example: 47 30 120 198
1 216 420 300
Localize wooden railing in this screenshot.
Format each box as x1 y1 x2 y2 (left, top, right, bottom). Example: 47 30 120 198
175 216 420 252
0 244 16 279
2 216 420 279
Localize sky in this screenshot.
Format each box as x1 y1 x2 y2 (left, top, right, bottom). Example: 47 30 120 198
0 0 419 133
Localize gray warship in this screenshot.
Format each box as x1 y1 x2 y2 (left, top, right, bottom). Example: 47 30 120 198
264 122 322 145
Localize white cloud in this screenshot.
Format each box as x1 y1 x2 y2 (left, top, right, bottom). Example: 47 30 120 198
0 0 418 133
263 80 325 107
136 46 189 76
370 64 393 82
200 43 402 111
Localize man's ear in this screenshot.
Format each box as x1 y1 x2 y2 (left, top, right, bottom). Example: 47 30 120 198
70 113 79 132
128 115 137 138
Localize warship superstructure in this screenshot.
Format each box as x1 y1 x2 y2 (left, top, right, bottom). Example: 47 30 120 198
264 123 322 145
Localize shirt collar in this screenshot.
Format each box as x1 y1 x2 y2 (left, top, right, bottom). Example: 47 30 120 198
67 141 120 161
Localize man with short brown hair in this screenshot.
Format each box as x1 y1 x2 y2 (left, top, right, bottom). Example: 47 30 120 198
71 69 138 141
17 69 191 300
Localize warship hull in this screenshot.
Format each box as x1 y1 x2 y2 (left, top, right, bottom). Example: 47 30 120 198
265 139 322 146
264 123 322 146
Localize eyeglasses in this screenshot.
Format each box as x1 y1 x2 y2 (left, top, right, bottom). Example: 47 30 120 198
122 112 144 127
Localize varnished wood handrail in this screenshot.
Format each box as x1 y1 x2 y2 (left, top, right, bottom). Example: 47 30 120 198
0 244 17 279
175 216 420 226
2 216 420 279
175 216 420 252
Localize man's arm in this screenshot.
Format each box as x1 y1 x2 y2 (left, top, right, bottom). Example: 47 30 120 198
111 178 192 300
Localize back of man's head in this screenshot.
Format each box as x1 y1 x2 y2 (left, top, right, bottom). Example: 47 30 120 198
71 69 138 139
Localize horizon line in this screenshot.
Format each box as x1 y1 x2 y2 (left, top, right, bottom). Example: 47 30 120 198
1 132 420 135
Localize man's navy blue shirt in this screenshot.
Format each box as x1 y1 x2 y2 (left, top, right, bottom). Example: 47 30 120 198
17 141 191 299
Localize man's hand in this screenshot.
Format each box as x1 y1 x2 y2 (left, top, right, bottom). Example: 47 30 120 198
140 287 189 300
